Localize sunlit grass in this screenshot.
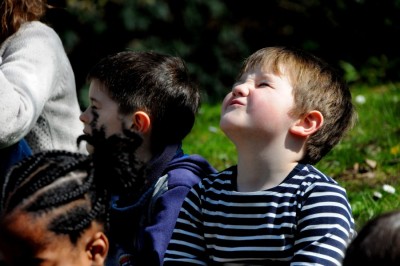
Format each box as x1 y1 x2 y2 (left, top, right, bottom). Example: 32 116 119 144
182 83 400 230
318 83 400 178
183 103 235 170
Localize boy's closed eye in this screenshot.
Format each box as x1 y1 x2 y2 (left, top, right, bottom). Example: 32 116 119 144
257 81 270 88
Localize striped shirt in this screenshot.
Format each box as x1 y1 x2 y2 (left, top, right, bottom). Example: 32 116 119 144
164 164 355 266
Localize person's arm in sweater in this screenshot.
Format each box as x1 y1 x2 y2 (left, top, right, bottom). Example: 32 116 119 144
0 22 61 148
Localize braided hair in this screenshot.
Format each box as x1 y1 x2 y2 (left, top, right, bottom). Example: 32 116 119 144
78 107 147 199
0 150 105 244
1 128 145 244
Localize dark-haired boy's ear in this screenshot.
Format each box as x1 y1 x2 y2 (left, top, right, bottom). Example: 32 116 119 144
289 110 324 137
132 111 151 133
87 232 109 266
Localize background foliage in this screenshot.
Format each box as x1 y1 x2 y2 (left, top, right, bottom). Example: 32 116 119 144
46 0 400 106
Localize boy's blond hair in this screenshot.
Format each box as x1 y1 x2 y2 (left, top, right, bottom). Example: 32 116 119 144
238 46 356 164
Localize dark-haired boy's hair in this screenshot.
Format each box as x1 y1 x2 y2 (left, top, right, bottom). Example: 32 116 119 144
87 50 200 154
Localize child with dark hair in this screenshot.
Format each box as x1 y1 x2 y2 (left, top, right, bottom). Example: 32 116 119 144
79 50 216 265
343 210 400 266
164 46 357 265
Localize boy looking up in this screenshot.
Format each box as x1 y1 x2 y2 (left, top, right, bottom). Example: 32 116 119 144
79 51 216 266
164 46 356 265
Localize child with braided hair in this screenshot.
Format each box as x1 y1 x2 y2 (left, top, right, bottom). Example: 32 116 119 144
0 129 145 266
0 150 109 266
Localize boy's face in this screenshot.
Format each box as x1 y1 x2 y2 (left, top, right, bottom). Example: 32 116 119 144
80 79 132 152
220 67 296 143
0 211 102 266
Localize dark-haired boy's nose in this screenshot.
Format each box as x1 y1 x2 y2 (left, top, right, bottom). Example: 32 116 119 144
79 108 90 124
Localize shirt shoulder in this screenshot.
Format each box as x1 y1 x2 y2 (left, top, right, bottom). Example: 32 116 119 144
284 164 342 188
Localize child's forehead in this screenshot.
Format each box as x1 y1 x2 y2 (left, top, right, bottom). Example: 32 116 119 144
239 63 286 79
1 210 50 245
89 80 115 102
0 210 76 264
89 79 110 94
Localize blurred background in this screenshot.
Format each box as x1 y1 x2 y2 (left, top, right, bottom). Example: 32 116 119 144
46 0 400 107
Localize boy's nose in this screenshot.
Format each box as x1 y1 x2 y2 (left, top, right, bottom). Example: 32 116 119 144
232 83 249 97
79 109 89 123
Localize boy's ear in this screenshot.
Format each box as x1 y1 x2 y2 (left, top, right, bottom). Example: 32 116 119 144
289 110 324 137
87 232 109 266
132 111 151 133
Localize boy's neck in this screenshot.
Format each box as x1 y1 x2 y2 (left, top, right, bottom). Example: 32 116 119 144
234 140 302 192
235 159 298 192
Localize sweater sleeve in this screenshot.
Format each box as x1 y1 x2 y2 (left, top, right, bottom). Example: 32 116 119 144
163 184 208 265
0 22 60 147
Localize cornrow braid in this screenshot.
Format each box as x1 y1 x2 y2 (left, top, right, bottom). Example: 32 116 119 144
78 120 147 199
26 170 93 212
1 151 54 205
48 192 107 244
3 151 90 213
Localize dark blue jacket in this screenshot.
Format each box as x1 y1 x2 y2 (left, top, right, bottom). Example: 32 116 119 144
0 139 31 180
106 144 216 266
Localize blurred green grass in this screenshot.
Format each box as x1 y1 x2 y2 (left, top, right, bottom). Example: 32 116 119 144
182 83 400 230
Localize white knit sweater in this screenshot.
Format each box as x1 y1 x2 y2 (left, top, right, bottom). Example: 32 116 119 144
0 21 85 153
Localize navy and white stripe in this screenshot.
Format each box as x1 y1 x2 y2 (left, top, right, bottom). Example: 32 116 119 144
164 164 355 265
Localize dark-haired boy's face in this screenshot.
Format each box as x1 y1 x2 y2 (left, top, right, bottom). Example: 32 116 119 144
80 79 133 153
